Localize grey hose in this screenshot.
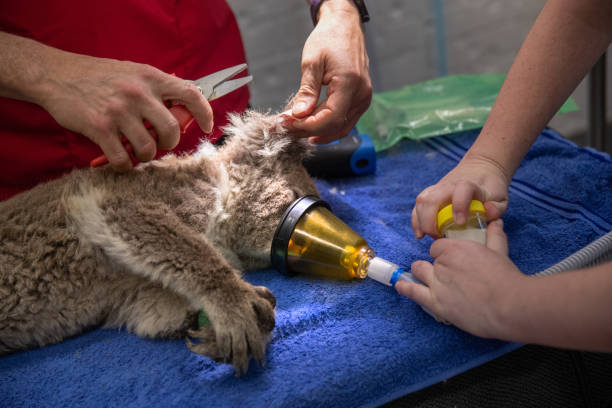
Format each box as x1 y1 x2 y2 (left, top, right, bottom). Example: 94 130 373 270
536 230 612 276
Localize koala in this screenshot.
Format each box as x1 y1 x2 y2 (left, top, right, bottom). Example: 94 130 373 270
0 110 318 376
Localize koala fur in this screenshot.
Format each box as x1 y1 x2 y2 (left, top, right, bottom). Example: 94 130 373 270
0 110 318 376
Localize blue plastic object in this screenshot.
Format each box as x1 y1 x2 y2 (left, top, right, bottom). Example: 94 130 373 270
304 128 376 177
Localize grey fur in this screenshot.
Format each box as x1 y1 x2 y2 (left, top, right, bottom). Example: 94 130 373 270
0 110 318 376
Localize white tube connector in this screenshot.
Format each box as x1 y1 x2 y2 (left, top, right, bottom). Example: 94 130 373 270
367 257 442 323
366 257 416 287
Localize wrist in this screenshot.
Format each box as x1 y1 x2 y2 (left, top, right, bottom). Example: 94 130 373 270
31 48 76 110
490 274 529 341
312 0 363 25
462 148 513 187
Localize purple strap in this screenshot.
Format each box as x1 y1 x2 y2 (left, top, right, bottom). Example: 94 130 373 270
309 0 325 25
310 0 369 25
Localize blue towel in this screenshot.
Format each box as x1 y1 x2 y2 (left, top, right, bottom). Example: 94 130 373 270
1 129 611 407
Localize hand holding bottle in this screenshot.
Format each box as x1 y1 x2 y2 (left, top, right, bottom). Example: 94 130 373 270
397 220 525 337
411 155 510 239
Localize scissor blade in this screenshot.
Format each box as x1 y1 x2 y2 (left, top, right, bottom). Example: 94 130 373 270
193 63 248 89
208 76 252 101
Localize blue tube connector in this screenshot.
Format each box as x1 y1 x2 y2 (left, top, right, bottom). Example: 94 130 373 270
366 257 416 287
367 256 440 322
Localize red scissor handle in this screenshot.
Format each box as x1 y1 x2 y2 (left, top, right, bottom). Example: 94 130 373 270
90 73 196 167
89 104 195 167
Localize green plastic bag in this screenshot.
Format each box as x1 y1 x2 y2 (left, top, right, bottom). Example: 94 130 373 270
356 74 579 152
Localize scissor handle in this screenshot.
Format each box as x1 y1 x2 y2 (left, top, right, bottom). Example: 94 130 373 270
89 104 195 167
170 104 195 134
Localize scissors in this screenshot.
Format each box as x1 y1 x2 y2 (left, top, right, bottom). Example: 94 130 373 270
90 64 252 167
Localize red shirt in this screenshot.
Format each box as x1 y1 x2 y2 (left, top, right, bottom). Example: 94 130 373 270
0 0 250 200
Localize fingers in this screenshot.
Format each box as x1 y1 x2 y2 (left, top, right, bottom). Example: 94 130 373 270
91 128 133 172
120 107 161 162
428 219 508 258
410 260 435 287
170 79 214 135
413 178 505 239
484 199 507 222
140 99 180 151
305 96 370 143
247 326 267 367
253 285 277 309
186 326 222 360
411 207 424 239
46 58 217 170
429 238 455 259
112 97 179 164
451 181 482 225
486 219 508 256
231 329 249 376
115 73 213 165
412 186 449 239
289 78 370 141
395 261 435 309
289 97 348 137
292 58 324 118
252 296 275 333
306 114 354 144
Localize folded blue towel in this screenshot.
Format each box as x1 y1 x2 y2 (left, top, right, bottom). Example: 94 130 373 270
1 129 610 407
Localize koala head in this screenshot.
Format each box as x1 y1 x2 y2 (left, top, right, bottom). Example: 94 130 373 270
218 110 319 270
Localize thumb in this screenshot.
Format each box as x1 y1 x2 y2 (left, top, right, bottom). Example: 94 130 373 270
486 219 508 256
484 200 508 222
292 61 324 118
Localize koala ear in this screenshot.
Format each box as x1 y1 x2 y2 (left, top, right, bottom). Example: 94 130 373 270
221 110 314 163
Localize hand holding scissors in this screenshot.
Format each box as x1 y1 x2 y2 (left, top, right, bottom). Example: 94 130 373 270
90 64 252 167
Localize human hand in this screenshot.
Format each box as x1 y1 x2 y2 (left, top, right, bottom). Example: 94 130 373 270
39 54 213 171
282 0 372 143
397 220 527 339
411 154 511 239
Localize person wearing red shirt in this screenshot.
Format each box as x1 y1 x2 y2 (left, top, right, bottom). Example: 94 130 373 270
0 0 371 201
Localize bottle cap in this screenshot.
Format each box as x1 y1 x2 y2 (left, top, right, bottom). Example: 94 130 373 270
436 200 486 232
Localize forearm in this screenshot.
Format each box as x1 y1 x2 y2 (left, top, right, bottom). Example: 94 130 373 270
466 0 612 182
501 262 612 352
0 31 65 105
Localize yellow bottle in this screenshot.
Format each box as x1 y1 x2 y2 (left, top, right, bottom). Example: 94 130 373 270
271 196 415 286
437 200 487 244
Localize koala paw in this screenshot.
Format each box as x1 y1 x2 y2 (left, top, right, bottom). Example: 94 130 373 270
187 284 276 376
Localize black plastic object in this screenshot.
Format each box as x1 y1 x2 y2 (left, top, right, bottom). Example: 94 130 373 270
270 195 330 275
304 128 376 177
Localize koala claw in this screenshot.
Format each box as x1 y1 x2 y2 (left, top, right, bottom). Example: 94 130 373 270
186 284 276 376
186 326 222 360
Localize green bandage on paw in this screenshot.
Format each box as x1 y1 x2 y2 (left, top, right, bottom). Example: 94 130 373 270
198 310 210 328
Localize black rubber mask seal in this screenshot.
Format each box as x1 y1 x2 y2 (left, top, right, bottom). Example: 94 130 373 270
270 195 331 275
